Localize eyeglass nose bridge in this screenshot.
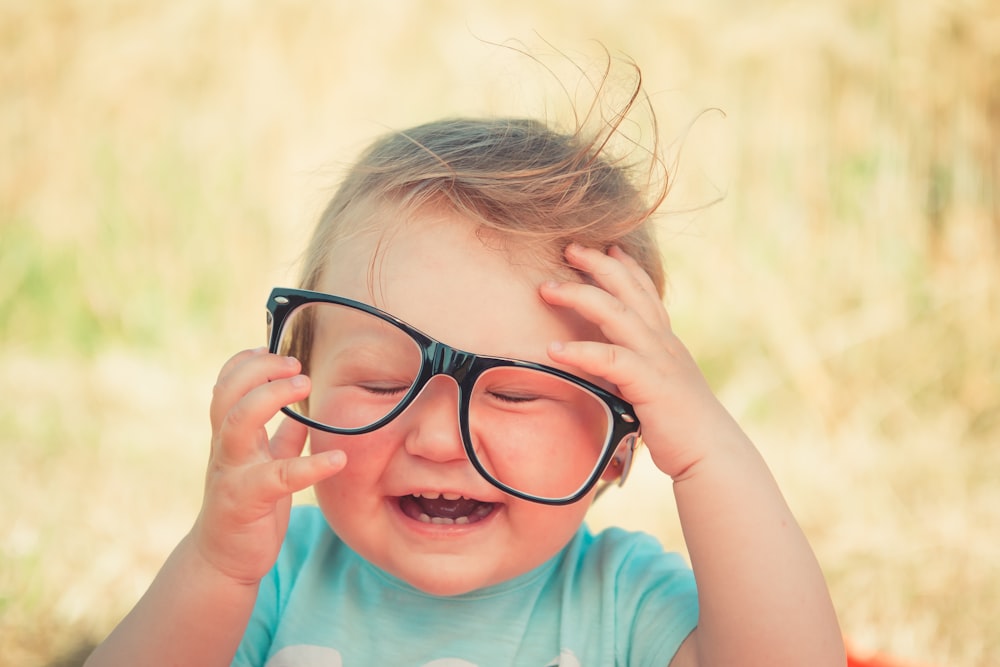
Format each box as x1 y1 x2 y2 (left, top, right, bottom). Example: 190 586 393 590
417 342 491 445
425 341 478 386
409 342 482 460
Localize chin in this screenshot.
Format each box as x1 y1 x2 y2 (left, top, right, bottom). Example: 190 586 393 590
412 578 480 597
395 563 501 597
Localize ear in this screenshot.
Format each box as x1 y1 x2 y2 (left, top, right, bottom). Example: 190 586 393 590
601 457 624 483
600 435 639 483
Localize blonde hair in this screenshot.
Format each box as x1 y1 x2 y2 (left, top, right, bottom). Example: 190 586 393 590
299 56 669 296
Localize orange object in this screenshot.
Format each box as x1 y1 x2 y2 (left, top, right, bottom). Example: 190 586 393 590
846 642 930 667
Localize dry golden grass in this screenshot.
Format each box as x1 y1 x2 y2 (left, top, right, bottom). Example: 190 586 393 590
2 1 998 666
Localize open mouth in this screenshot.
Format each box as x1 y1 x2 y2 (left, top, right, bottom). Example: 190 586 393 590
398 492 497 525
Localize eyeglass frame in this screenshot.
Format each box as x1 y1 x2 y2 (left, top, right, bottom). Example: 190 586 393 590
266 287 641 505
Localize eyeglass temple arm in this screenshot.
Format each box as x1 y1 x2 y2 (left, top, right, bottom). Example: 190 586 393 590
593 433 641 501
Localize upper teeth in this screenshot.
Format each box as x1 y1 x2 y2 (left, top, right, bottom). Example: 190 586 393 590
415 492 463 500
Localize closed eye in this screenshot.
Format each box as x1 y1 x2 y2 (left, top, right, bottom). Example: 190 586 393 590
487 390 541 404
359 383 411 397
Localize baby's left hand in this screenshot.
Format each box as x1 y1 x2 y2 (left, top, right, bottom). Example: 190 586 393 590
539 243 749 481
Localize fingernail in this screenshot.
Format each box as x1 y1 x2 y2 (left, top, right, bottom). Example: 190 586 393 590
549 341 565 354
326 450 346 466
290 374 308 388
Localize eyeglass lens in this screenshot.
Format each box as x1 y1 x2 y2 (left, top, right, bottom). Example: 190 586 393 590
276 301 614 500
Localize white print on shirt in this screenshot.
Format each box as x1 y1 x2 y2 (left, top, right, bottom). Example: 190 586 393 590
267 645 344 667
545 649 582 667
266 645 582 666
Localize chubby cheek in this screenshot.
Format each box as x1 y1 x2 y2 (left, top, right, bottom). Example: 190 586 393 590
308 431 389 506
308 430 349 455
499 506 591 585
506 495 594 555
472 419 607 501
308 428 391 460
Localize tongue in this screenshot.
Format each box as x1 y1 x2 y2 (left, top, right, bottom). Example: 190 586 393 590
414 496 487 519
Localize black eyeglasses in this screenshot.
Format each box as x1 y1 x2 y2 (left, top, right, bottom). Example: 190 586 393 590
266 287 641 505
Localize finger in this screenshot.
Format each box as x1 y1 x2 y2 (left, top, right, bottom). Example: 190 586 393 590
607 246 669 322
540 279 663 356
214 374 311 465
211 348 271 423
563 244 666 326
547 339 653 403
268 416 309 460
216 347 269 385
211 352 303 431
245 450 348 504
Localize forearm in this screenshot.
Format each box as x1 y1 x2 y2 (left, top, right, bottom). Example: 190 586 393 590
674 428 845 667
85 532 259 667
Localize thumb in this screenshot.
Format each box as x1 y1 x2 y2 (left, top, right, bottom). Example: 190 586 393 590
269 416 309 460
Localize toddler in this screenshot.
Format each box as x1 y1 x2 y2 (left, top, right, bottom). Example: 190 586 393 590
85 57 845 667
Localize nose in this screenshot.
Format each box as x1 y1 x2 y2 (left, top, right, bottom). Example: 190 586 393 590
401 375 467 463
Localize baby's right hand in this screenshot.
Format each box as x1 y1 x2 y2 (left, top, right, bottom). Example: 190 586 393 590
189 347 347 585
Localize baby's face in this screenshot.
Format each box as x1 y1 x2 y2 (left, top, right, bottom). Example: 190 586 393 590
307 207 611 596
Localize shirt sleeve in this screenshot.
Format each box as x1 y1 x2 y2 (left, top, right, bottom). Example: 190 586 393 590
230 506 325 667
609 529 699 666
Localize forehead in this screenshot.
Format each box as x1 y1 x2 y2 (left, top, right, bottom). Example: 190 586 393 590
314 208 603 363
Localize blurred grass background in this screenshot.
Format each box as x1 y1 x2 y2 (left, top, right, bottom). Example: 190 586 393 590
2 1 998 665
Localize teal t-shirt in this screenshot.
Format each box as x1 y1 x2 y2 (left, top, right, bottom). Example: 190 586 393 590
233 505 698 666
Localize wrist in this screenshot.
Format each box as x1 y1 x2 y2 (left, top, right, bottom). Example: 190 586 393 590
182 522 271 590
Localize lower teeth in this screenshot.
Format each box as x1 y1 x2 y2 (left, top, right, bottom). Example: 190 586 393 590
418 513 470 525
